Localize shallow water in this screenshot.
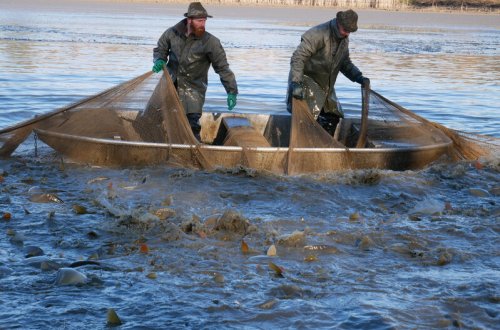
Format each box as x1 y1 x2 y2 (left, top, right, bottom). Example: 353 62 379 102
0 2 499 329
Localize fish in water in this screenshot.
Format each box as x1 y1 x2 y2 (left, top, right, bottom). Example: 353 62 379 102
107 308 122 325
24 246 44 258
69 260 101 268
55 268 88 285
86 176 109 184
23 255 62 271
29 193 64 203
28 187 63 203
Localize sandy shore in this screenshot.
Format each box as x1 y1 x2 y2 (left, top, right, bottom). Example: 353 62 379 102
2 0 499 28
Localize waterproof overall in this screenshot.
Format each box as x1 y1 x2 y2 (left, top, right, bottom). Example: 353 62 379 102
154 19 238 138
287 18 363 126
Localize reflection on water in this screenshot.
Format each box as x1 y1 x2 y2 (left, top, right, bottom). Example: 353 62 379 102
0 3 499 329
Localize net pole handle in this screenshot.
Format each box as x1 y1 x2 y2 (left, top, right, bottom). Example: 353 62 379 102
355 82 370 148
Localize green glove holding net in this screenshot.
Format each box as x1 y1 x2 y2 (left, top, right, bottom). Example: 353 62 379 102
152 59 166 73
227 93 237 111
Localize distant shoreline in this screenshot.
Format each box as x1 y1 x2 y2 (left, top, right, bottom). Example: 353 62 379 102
2 0 499 29
89 0 499 13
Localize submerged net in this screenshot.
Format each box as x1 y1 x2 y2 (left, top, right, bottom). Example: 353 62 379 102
1 71 497 173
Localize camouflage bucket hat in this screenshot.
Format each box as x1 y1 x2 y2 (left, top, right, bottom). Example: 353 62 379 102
184 2 213 18
336 9 358 32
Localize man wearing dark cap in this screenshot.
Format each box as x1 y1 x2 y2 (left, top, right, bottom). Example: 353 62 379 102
287 9 370 136
152 2 238 140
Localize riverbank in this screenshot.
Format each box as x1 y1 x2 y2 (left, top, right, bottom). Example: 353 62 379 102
89 0 500 13
2 0 499 29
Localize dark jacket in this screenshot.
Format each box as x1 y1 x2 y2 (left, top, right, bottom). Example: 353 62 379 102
154 19 238 114
288 18 363 117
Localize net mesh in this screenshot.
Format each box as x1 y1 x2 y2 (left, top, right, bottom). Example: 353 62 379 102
0 71 156 157
1 71 497 174
287 98 347 175
134 69 213 169
368 90 499 161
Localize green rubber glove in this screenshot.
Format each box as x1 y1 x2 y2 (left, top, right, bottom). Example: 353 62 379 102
152 59 166 73
227 93 237 111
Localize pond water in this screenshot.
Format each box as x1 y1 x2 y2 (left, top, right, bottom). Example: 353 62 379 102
0 1 499 329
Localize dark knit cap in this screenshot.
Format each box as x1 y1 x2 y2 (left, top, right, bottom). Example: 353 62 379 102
184 2 212 18
336 9 358 32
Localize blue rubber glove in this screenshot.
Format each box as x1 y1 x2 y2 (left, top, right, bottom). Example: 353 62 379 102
227 93 237 111
290 81 304 99
152 59 166 73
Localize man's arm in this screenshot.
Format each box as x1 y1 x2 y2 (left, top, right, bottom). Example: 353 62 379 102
208 38 238 110
209 38 238 95
154 30 172 62
339 48 363 83
289 30 323 84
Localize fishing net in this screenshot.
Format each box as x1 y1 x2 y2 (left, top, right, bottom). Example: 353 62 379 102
287 98 347 175
134 68 213 169
368 91 499 161
0 71 156 158
1 71 497 174
0 70 213 168
286 85 455 174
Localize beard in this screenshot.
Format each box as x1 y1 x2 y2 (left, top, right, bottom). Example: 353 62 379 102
190 23 205 37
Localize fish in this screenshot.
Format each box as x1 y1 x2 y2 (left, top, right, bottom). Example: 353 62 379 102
54 268 88 285
24 245 44 258
107 308 122 325
72 204 87 214
304 245 339 254
241 240 249 254
86 176 109 184
267 244 277 256
268 262 284 277
69 260 101 268
29 193 64 203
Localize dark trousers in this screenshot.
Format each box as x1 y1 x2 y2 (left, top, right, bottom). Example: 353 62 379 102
317 110 340 136
186 113 201 140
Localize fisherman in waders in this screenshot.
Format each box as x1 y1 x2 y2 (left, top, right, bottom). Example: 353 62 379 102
287 9 370 136
152 2 238 140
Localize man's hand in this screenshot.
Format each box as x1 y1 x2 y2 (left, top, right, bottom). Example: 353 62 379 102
227 93 237 111
152 59 166 73
357 76 370 88
290 81 304 99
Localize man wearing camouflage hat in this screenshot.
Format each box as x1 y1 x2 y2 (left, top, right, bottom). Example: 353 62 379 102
287 9 370 136
152 2 238 140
